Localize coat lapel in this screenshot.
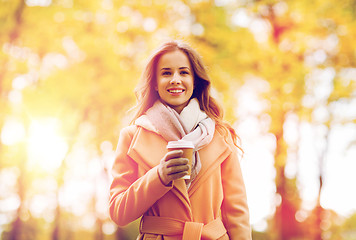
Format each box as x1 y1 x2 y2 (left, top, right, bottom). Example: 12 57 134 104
188 133 231 197
128 127 166 171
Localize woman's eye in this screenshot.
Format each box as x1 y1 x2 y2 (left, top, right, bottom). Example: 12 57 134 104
162 71 171 76
181 71 189 75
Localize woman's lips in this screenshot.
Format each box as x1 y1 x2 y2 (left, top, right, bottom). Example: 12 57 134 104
167 88 185 95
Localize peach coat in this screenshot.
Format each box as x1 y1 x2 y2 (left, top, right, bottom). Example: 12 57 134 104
109 123 251 240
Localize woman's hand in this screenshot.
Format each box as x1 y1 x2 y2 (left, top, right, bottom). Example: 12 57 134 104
158 150 190 186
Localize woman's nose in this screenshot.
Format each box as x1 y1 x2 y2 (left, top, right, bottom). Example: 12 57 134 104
170 73 181 84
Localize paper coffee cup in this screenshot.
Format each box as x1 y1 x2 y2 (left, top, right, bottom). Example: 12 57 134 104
167 140 194 180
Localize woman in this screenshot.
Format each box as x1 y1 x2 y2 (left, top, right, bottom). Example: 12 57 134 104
109 40 251 240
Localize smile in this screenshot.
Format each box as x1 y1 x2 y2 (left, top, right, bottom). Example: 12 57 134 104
167 89 185 93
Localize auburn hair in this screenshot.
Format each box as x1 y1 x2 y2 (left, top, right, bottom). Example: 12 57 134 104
130 40 239 146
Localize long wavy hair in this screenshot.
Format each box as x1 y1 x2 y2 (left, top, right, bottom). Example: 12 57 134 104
130 40 239 146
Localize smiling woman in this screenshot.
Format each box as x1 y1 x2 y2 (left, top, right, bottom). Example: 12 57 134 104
109 40 252 240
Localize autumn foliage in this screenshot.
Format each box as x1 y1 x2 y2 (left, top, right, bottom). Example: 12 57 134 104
0 0 355 240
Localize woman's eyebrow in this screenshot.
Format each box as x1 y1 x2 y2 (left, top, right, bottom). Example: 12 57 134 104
160 67 190 71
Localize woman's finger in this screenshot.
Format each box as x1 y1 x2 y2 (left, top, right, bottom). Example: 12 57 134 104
167 164 189 175
164 150 183 161
166 158 188 167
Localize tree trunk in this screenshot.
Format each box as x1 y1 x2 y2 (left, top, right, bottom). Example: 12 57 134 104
314 128 329 240
274 116 289 240
9 144 26 240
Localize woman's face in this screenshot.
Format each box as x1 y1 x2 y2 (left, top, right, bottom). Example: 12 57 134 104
155 50 194 114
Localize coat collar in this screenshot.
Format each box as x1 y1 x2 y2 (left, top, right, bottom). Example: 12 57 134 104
127 126 232 212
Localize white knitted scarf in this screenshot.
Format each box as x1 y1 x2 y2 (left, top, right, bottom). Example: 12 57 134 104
135 98 215 186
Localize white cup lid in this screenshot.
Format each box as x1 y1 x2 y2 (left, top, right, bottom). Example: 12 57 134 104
167 140 194 149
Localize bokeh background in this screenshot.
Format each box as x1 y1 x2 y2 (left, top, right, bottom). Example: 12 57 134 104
1 0 356 239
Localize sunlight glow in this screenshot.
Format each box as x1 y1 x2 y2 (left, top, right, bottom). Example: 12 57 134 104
0 118 26 146
214 0 232 7
29 194 56 221
8 90 22 104
143 18 157 32
0 195 20 213
59 179 92 216
102 221 117 235
320 124 356 216
231 9 251 28
25 0 52 7
235 79 276 227
27 118 68 172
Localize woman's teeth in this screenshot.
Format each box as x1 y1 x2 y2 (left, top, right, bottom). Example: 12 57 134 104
168 89 184 93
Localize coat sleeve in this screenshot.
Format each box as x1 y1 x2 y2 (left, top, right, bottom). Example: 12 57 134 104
221 143 252 240
109 126 173 227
